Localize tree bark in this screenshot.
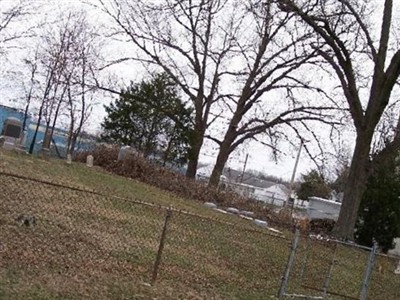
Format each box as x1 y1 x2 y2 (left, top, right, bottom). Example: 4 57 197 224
278 0 400 240
186 121 205 178
208 139 233 187
333 132 372 240
29 103 44 154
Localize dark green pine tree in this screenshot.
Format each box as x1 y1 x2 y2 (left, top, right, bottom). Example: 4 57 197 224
101 73 193 166
297 170 331 200
355 155 400 252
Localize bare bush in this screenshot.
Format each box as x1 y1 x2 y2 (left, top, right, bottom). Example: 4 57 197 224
73 146 292 226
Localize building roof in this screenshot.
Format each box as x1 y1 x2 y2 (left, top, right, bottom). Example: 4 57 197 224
223 167 277 189
197 164 285 190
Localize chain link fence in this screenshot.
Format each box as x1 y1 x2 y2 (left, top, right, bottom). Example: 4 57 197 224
278 231 400 300
0 171 289 299
0 170 399 299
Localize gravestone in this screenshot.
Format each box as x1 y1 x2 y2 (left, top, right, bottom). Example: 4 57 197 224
253 219 268 228
240 210 254 217
387 238 400 275
86 155 94 167
395 261 400 275
226 207 239 214
388 238 400 256
204 202 217 209
1 117 23 150
41 147 50 160
66 154 72 164
1 136 16 150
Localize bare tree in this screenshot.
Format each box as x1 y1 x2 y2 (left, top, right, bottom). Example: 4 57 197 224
28 11 100 155
0 0 29 53
0 0 44 59
94 0 340 182
29 35 67 153
21 46 40 131
95 0 247 178
28 12 76 154
65 42 98 156
279 0 400 239
207 0 341 187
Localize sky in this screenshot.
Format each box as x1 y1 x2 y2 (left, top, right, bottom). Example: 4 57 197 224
1 0 398 181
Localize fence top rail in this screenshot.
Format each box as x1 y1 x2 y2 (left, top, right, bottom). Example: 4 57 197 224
0 170 289 240
376 251 400 260
310 236 373 252
304 233 393 253
0 169 159 209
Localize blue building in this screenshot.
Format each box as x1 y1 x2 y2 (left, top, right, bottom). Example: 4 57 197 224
0 104 29 132
0 104 95 156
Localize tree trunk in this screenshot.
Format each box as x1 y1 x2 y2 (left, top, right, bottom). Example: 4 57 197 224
29 102 45 154
333 133 372 240
208 141 232 187
70 132 79 156
67 121 74 155
162 125 176 167
186 127 204 179
208 111 243 187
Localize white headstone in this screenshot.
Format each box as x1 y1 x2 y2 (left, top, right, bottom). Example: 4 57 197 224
86 155 94 167
253 219 268 228
204 202 217 209
66 154 72 164
395 260 400 275
240 210 254 217
226 207 240 214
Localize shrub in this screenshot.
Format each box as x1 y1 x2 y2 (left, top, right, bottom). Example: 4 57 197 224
73 146 291 226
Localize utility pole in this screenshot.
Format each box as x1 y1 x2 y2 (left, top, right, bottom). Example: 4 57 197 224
284 140 303 207
240 153 249 183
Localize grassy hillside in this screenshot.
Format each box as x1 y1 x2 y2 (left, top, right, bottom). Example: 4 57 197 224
0 150 399 299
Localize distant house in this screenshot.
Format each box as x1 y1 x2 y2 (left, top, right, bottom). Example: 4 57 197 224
196 164 294 206
196 164 214 181
262 184 289 200
223 181 257 198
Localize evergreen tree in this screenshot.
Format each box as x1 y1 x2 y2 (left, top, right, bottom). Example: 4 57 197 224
355 156 400 252
297 170 331 200
101 73 193 166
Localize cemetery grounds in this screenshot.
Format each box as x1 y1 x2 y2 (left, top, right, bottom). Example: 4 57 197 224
0 150 399 299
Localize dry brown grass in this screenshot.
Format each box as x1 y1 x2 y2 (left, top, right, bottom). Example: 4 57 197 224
0 149 399 299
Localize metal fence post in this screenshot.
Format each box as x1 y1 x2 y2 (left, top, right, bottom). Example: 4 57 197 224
360 240 378 300
322 243 338 298
151 208 172 286
299 234 310 279
278 229 300 299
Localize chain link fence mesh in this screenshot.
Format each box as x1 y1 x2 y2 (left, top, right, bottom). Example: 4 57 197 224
1 170 400 299
280 233 400 300
163 211 290 298
0 172 166 298
369 253 400 299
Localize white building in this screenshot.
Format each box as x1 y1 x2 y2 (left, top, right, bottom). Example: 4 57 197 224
307 197 341 221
